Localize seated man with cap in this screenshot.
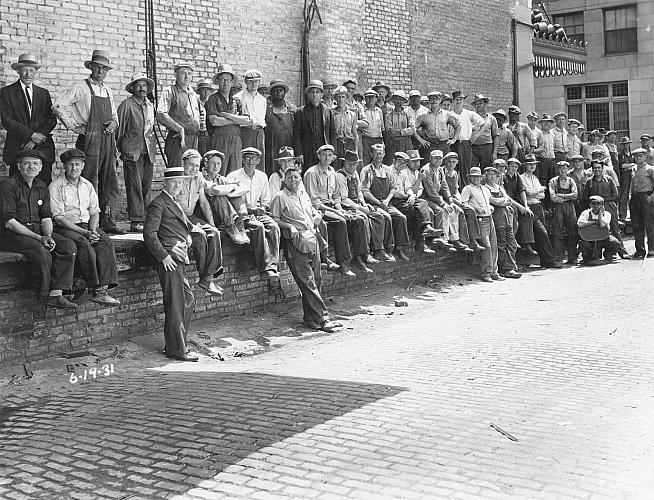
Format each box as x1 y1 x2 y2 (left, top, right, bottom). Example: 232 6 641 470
304 144 361 276
360 143 411 260
0 149 77 308
201 149 250 245
50 148 120 305
420 149 470 253
628 147 654 258
226 147 281 278
178 149 224 296
144 165 202 362
337 150 393 266
271 166 341 333
577 195 620 264
391 150 442 254
548 160 579 264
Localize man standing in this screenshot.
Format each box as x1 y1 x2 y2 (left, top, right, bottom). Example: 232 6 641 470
526 111 544 164
293 80 336 171
156 62 204 169
406 90 429 152
566 119 583 158
206 64 252 175
195 78 215 156
270 167 341 333
50 148 120 305
264 80 296 176
372 81 393 113
360 89 385 168
470 93 499 171
53 50 122 234
507 105 535 162
451 90 485 186
551 112 569 162
577 195 620 265
414 92 460 158
535 113 556 203
144 166 200 362
628 147 654 258
0 54 57 183
384 90 414 164
548 161 579 263
617 136 634 221
493 109 519 161
0 150 76 309
332 86 359 170
235 69 267 163
226 148 281 278
116 73 157 232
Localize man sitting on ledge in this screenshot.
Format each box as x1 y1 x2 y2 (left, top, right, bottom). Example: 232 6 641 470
577 195 620 266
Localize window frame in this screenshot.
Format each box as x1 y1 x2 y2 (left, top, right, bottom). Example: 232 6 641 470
552 11 585 44
604 4 638 55
565 82 630 138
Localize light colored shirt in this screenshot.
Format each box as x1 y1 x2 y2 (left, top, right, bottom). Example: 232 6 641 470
577 208 611 227
177 175 204 217
541 130 555 158
566 134 582 157
396 168 423 197
529 125 544 154
332 108 358 141
421 164 449 205
470 112 498 146
404 105 429 123
631 164 654 194
270 188 316 231
415 109 457 141
268 171 306 198
234 89 267 128
49 175 100 224
509 121 535 149
520 173 545 204
552 126 568 153
460 184 493 215
157 84 204 134
451 108 484 141
53 78 118 134
385 109 415 136
304 164 341 208
227 168 271 208
362 107 385 138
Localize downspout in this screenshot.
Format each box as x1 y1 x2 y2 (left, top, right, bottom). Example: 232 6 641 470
511 18 518 105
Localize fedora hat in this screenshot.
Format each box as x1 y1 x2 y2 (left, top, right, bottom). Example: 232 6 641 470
276 147 297 161
391 90 408 102
84 50 112 70
269 79 289 93
538 113 554 123
340 150 360 163
163 166 192 178
11 53 41 71
305 79 324 94
619 136 632 144
125 72 155 94
492 108 508 120
215 63 236 79
451 90 467 100
372 81 390 93
406 150 423 161
472 93 489 104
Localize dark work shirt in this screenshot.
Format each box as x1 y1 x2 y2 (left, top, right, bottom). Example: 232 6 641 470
0 175 52 235
502 173 525 202
205 92 242 137
306 102 324 140
583 175 618 205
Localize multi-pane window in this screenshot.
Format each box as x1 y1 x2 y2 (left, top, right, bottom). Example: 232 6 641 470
604 5 638 54
565 82 630 139
553 11 585 44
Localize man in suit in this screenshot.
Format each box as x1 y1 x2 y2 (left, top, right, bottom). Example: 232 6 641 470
143 166 201 362
293 80 336 171
0 54 57 183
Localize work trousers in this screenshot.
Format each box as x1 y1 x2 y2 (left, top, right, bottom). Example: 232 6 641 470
77 133 119 216
0 231 76 297
245 214 280 273
492 208 518 273
454 140 472 186
580 237 620 263
365 208 393 252
284 241 328 326
377 204 410 249
629 192 654 254
361 136 384 171
425 201 461 241
240 127 265 172
208 195 243 227
618 170 632 219
528 203 557 266
420 139 450 161
384 136 412 165
123 153 153 223
164 131 198 168
391 198 433 240
155 259 195 357
463 206 481 240
209 133 242 175
188 216 223 280
551 201 578 261
604 201 625 252
537 158 556 208
53 227 118 289
515 211 536 245
322 212 353 264
477 216 498 277
197 131 210 156
471 143 494 171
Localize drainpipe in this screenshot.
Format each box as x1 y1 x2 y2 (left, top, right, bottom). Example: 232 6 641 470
511 18 518 105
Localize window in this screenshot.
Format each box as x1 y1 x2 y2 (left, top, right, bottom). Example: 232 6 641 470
553 11 585 44
565 82 630 138
604 5 637 54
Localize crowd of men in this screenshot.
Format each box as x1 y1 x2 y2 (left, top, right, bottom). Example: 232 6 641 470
2 51 654 361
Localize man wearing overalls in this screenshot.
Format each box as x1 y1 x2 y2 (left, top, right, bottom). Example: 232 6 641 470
548 161 579 264
53 50 123 234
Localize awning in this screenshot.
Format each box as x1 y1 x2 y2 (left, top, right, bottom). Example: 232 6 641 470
532 37 587 78
533 55 585 78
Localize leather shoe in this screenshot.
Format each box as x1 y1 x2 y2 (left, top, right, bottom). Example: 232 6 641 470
631 252 645 259
322 259 340 272
394 249 410 261
197 279 223 297
102 224 126 235
46 295 78 309
166 352 199 362
415 241 436 254
468 240 485 252
421 226 443 239
364 254 379 264
451 240 474 253
319 320 342 333
481 276 493 283
543 261 562 269
338 264 356 277
490 274 506 281
501 270 522 279
522 244 538 255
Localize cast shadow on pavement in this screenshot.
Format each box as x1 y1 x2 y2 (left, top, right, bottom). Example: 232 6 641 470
0 371 405 498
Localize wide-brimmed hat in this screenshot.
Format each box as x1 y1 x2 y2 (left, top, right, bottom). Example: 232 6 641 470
526 111 540 120
507 158 521 165
333 86 349 98
472 93 489 104
17 149 43 161
215 63 236 79
372 81 390 93
406 150 423 161
451 90 467 100
443 152 459 161
60 148 86 164
203 150 225 162
125 72 155 94
553 112 568 120
619 136 632 144
195 78 214 91
241 147 262 157
163 166 192 178
269 79 289 93
305 79 324 94
492 108 508 120
469 167 483 176
538 113 554 123
363 88 379 98
11 53 41 71
341 150 360 163
84 50 112 70
276 147 297 161
173 62 195 72
391 90 408 102
524 154 539 163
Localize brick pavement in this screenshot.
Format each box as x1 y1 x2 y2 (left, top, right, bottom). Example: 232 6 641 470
1 252 653 499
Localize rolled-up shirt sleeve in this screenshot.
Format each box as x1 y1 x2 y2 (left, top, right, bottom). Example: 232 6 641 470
48 182 66 218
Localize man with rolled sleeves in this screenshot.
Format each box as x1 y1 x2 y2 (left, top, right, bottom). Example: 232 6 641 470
507 105 535 163
144 166 200 362
384 90 415 164
566 119 583 158
53 50 123 234
470 93 499 171
226 147 281 278
0 150 77 309
415 92 460 159
577 195 620 265
235 69 267 163
50 149 120 306
548 160 579 263
629 147 654 258
293 80 336 171
0 53 57 183
451 90 485 186
116 73 157 232
156 62 204 168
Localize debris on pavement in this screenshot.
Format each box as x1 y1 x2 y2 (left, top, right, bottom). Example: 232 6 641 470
490 422 518 442
394 297 409 307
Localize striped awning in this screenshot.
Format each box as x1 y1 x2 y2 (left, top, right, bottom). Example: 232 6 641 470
533 55 585 78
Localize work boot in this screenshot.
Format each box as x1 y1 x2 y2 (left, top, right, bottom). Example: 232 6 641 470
352 256 373 273
197 278 223 296
321 258 340 272
432 238 457 252
468 240 485 252
364 254 379 265
450 240 474 253
338 263 356 277
373 250 394 262
46 295 78 309
421 225 443 240
90 287 121 306
101 214 126 235
415 240 436 254
394 248 410 261
225 224 250 245
522 243 537 255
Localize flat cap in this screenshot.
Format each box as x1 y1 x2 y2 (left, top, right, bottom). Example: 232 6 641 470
17 149 43 161
508 105 521 114
244 69 262 80
632 147 648 155
316 144 335 154
59 148 85 164
241 147 262 156
589 195 604 203
393 152 410 161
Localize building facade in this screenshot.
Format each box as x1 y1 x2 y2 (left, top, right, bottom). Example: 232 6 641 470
534 0 654 139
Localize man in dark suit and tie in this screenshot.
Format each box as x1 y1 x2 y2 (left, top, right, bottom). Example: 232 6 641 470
293 80 336 171
144 166 204 362
0 54 57 183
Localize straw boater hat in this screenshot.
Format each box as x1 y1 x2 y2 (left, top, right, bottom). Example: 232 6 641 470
84 50 112 70
173 61 195 72
163 166 192 178
11 53 41 71
125 72 155 94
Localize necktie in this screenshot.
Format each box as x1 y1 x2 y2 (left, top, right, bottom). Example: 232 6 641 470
24 87 32 114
